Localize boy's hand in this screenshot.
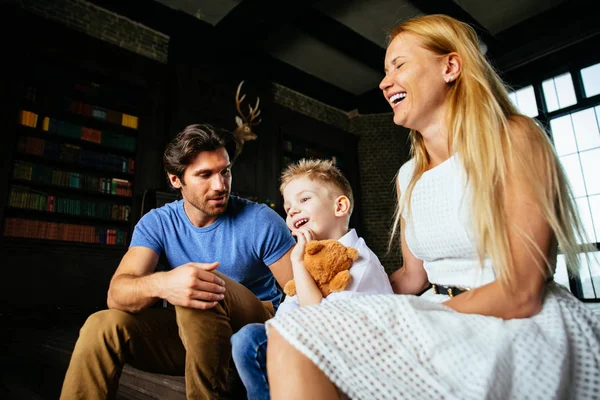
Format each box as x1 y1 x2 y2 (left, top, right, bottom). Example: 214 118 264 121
290 227 314 265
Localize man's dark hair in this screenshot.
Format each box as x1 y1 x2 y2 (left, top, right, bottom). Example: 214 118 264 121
163 123 237 185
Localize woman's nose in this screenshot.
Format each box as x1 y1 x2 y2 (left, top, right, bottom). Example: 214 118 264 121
379 74 392 91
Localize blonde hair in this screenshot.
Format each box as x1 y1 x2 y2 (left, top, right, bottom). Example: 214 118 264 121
280 158 354 214
388 14 589 284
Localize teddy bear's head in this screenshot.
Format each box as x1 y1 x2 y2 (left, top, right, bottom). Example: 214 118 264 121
304 240 359 284
283 239 359 298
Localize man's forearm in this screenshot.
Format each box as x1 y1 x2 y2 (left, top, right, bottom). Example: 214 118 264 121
107 272 164 312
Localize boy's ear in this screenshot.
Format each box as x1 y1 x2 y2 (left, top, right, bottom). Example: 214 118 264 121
334 195 351 217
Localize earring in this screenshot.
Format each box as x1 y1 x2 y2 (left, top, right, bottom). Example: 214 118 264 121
444 77 449 83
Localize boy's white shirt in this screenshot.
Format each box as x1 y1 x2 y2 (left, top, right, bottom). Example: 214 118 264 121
276 228 394 317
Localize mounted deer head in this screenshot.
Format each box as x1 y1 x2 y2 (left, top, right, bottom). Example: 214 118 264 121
233 80 261 155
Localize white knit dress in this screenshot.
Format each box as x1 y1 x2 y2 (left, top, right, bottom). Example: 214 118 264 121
266 156 600 400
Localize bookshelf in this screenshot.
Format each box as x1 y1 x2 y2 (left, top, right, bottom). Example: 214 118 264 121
3 67 141 247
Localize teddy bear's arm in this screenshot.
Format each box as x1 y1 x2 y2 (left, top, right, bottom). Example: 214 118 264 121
283 279 297 296
329 270 351 293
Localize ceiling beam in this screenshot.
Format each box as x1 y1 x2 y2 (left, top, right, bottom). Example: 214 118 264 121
87 0 209 37
214 0 319 43
493 0 599 72
406 0 499 57
265 55 358 112
292 9 385 73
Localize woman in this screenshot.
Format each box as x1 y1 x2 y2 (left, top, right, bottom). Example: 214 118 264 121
266 14 600 400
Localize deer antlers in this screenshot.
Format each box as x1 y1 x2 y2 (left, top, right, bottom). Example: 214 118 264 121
233 80 261 155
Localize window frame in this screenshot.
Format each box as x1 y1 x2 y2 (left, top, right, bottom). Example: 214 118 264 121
508 59 600 302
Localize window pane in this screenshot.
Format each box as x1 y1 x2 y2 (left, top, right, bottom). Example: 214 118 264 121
543 79 560 112
580 149 600 195
577 197 596 244
555 73 577 109
571 108 600 151
581 63 600 98
579 252 600 299
516 86 538 117
555 254 571 292
543 73 577 112
590 194 600 242
589 252 600 299
560 154 586 197
508 92 517 107
508 86 538 117
550 115 577 156
578 252 597 298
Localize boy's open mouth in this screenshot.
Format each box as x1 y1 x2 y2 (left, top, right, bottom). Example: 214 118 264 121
294 218 309 229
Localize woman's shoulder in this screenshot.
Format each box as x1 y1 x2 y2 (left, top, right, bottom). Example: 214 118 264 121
506 115 552 165
507 115 545 143
398 158 416 188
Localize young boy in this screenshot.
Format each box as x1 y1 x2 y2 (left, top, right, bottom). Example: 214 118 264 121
230 158 393 400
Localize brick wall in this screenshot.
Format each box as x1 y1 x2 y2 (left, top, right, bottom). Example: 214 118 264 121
271 83 350 132
16 0 169 63
350 114 411 272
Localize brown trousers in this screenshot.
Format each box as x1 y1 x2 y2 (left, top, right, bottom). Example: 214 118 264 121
60 272 275 400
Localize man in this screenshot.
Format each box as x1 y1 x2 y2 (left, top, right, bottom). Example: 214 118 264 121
60 124 295 400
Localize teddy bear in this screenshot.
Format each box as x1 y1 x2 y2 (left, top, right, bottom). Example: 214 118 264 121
283 239 359 298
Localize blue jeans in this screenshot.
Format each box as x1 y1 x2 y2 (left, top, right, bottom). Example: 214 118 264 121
231 323 270 400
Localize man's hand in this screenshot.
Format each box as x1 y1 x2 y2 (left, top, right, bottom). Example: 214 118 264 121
158 262 227 309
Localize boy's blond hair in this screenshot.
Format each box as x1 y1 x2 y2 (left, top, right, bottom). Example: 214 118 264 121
280 158 354 214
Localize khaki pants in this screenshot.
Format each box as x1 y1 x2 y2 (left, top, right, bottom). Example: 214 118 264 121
60 271 275 400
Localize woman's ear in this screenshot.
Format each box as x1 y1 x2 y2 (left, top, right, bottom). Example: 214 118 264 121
334 196 351 217
442 52 462 83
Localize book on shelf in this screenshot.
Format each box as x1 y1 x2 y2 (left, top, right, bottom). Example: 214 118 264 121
36 113 137 153
17 134 135 174
4 217 129 245
19 110 38 128
7 81 139 247
8 185 131 221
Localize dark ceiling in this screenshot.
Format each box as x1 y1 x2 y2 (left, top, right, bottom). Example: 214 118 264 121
90 0 599 114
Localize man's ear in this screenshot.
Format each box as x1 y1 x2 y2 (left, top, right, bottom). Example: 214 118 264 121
334 196 351 217
168 173 182 189
442 52 462 83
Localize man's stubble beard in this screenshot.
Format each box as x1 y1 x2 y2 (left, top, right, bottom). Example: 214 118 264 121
198 191 230 217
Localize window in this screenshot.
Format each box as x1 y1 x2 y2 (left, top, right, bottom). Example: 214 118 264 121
541 66 600 300
542 72 577 112
581 62 600 98
508 85 538 117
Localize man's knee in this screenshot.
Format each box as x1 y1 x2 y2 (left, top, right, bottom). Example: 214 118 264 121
77 309 137 351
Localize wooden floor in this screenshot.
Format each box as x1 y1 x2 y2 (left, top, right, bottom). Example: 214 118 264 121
0 308 244 400
2 303 598 399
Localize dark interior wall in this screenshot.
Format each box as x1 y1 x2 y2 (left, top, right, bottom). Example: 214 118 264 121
0 2 374 314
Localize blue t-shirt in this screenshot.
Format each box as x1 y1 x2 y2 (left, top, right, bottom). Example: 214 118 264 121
130 196 295 309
